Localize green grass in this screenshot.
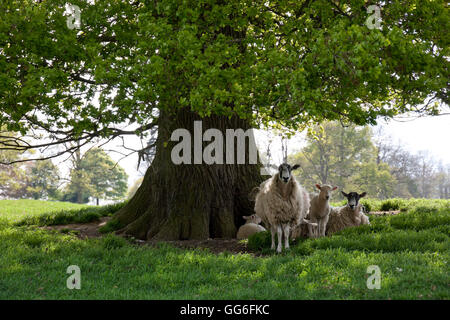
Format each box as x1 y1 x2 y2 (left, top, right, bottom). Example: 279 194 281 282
331 198 450 213
0 199 127 226
0 200 91 224
0 199 448 299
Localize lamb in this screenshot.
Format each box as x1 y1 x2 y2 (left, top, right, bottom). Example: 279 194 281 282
236 214 266 240
326 191 370 235
308 184 338 238
289 215 318 240
254 163 310 252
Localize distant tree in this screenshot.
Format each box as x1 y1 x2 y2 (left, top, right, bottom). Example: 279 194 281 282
0 162 27 199
434 170 447 199
62 148 92 204
80 148 128 205
351 162 397 199
435 164 450 199
62 171 92 204
0 131 28 198
25 159 61 200
0 131 61 199
372 129 441 198
374 142 420 197
290 121 397 198
290 122 375 190
415 151 435 198
63 148 128 204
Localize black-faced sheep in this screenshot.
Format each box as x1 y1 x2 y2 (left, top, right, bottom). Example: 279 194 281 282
254 163 310 252
236 214 266 240
326 191 370 235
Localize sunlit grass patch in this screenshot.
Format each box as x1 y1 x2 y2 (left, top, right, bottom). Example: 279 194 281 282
0 200 91 224
0 198 448 299
13 201 126 226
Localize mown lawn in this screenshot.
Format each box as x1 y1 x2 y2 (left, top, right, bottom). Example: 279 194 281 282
0 199 125 226
0 199 448 299
0 200 91 224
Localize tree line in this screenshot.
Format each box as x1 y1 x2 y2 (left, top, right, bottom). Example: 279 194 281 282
285 122 449 200
0 133 128 204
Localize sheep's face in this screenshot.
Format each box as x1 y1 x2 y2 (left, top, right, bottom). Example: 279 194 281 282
342 191 367 210
243 214 261 224
278 163 300 184
315 184 337 201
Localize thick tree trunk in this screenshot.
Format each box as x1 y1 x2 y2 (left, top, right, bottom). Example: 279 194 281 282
112 109 264 240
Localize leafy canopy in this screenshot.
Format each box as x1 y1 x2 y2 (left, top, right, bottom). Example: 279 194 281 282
0 0 448 147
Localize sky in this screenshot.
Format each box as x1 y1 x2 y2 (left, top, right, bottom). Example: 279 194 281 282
97 113 450 188
376 115 450 162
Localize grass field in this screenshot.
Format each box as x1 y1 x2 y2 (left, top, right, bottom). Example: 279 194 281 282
0 199 126 226
0 200 91 224
0 198 448 299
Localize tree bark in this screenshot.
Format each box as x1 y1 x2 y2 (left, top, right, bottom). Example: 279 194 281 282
112 109 264 240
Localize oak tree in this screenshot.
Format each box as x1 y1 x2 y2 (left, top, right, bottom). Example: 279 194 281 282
0 0 448 239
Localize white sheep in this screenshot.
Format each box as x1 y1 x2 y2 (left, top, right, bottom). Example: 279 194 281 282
326 191 370 235
254 163 310 252
308 184 338 238
289 215 319 240
236 214 266 240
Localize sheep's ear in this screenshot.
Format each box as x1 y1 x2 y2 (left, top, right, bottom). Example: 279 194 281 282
332 186 338 191
292 164 301 170
242 215 249 220
341 191 348 198
359 192 367 198
315 184 321 190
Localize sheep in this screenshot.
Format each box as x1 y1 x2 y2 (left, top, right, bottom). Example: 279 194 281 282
236 214 266 240
254 163 310 252
289 215 318 240
308 184 338 238
326 191 370 235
